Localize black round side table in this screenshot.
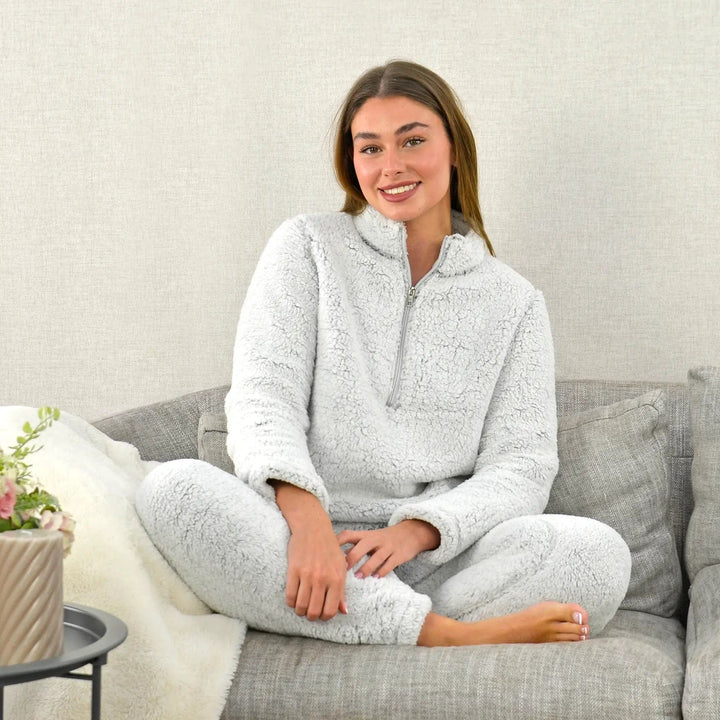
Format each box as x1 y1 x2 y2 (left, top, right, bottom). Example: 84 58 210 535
0 604 128 720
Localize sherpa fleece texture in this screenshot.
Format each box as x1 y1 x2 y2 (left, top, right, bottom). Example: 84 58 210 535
225 206 558 565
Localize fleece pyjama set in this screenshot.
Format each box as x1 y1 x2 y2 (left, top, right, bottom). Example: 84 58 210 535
137 207 631 644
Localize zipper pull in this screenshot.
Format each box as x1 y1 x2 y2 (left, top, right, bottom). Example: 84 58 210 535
407 287 417 306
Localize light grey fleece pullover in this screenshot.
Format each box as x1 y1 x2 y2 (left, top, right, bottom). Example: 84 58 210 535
225 206 559 566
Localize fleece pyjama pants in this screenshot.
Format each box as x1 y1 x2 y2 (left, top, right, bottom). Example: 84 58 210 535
136 459 631 645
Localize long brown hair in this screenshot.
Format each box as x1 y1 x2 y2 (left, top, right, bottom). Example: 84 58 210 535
334 60 494 256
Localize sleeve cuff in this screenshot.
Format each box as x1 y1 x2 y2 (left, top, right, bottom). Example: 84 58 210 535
247 463 329 510
389 504 461 565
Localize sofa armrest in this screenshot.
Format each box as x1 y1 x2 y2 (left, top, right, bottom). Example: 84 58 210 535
683 563 720 719
93 386 229 462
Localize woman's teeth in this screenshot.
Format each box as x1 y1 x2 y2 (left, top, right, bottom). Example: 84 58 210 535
383 183 418 195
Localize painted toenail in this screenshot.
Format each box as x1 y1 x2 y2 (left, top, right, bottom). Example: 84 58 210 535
355 571 364 579
582 626 589 635
580 635 587 641
573 611 583 624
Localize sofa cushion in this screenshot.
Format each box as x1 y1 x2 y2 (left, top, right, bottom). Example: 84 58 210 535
547 389 681 617
198 411 234 474
223 611 685 720
200 389 682 617
684 563 720 719
685 366 720 582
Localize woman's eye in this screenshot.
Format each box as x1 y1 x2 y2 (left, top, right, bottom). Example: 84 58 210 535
405 137 425 147
359 145 381 155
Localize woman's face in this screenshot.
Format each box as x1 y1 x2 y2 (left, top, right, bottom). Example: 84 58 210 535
351 95 455 233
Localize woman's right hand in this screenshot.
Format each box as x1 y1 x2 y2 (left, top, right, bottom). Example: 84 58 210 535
285 525 349 621
270 480 348 621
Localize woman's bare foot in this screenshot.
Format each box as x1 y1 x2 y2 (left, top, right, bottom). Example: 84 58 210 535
417 602 589 647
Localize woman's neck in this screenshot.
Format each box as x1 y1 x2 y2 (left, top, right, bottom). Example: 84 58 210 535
405 216 452 286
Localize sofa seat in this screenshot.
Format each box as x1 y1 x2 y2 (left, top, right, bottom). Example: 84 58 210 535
222 610 685 720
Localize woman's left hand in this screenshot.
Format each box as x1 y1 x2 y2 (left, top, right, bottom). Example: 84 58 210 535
337 520 441 579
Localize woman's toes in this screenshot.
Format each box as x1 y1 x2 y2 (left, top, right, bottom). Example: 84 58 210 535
557 633 585 642
556 620 586 639
567 603 587 626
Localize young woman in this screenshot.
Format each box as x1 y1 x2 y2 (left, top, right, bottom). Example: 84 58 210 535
137 61 631 647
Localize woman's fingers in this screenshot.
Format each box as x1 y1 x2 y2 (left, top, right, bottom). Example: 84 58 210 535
343 537 374 569
301 564 348 620
290 569 345 620
292 574 312 617
285 567 300 610
336 529 361 557
320 584 342 621
354 547 392 578
306 581 327 621
338 528 406 577
336 529 356 546
365 555 394 578
339 531 387 571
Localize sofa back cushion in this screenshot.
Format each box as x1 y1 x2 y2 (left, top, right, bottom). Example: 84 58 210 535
557 381 690 553
685 366 720 582
95 385 230 462
198 410 235 474
547 389 682 617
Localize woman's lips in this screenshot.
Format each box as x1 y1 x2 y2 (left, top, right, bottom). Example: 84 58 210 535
379 182 420 202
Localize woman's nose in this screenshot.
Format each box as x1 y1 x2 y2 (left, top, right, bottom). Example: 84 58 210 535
382 148 405 175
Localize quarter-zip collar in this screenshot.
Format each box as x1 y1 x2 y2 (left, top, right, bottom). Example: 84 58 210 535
353 205 488 277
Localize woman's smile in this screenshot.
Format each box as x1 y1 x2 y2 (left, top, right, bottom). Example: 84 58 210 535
351 95 454 235
379 181 421 201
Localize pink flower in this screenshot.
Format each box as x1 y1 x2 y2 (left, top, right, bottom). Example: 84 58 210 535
40 509 76 555
0 476 17 519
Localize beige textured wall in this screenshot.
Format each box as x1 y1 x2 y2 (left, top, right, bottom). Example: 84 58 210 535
2 1 718 421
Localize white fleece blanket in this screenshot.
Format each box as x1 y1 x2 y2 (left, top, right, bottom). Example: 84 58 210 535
1 406 245 720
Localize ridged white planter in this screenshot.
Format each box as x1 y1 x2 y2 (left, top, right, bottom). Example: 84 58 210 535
0 529 64 666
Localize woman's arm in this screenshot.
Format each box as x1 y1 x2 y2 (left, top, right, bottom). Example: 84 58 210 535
271 480 348 620
225 217 330 508
388 291 559 565
227 218 345 619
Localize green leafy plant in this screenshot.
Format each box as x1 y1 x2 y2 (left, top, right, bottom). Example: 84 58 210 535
0 407 75 554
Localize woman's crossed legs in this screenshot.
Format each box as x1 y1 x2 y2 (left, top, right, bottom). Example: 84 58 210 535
136 460 630 646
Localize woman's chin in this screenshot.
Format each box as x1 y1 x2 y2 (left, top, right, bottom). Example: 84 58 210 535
370 202 415 224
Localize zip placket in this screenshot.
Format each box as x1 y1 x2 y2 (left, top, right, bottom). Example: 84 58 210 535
386 238 451 407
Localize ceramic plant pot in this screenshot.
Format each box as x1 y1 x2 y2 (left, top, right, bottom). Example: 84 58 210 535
0 528 64 665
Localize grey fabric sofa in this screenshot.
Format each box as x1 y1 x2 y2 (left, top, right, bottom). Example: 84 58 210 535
94 370 720 720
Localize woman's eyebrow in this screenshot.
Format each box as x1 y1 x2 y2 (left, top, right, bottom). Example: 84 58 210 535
353 121 430 142
395 121 429 135
353 131 380 141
